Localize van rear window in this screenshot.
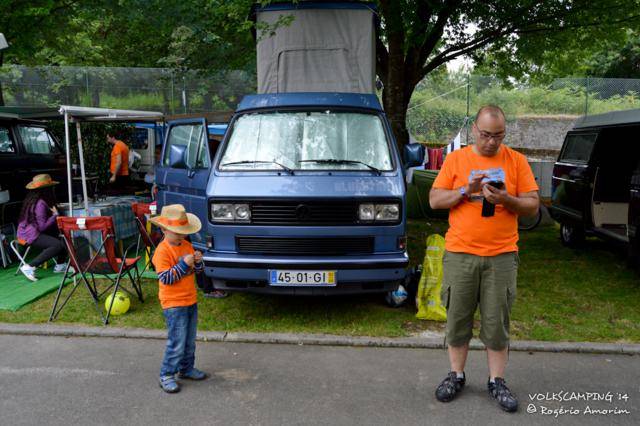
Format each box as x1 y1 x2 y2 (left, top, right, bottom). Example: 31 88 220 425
560 133 597 163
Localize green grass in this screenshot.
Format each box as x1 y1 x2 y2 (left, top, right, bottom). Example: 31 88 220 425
1 220 639 343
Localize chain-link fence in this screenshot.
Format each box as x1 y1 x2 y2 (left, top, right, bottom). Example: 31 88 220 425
0 65 256 114
1 65 639 152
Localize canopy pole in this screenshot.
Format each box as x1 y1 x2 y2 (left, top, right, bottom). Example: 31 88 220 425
63 111 73 217
75 121 90 212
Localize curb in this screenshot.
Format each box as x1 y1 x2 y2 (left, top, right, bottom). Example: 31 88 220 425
1 322 639 355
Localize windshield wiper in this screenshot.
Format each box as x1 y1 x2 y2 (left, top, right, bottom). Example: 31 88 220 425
299 159 381 175
220 160 294 175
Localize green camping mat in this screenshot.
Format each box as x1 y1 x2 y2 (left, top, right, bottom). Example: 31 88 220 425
0 266 64 311
0 258 156 311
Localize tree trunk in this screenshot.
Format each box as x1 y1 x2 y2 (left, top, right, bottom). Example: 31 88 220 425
381 56 412 150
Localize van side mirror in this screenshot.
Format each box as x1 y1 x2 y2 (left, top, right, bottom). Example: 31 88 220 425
403 143 425 169
169 145 188 169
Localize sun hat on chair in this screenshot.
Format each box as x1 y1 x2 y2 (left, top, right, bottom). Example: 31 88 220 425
25 174 59 189
149 204 201 235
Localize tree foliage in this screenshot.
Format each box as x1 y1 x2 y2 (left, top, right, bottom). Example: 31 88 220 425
374 0 640 146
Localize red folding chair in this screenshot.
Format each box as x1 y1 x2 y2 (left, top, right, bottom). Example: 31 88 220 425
131 202 161 274
50 216 143 325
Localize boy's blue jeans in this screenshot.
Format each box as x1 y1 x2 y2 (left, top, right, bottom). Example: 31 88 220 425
160 303 198 378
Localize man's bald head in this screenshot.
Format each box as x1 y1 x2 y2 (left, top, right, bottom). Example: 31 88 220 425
475 105 506 122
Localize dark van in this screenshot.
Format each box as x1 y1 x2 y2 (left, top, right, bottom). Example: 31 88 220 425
550 109 640 255
0 115 66 222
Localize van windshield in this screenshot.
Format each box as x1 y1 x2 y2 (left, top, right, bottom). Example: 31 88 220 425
218 111 393 172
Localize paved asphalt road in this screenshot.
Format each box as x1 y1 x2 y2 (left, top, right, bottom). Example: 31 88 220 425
0 334 638 426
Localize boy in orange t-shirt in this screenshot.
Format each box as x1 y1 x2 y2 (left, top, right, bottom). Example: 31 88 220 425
151 204 207 393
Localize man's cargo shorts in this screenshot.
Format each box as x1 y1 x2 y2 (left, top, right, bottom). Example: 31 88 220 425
441 250 519 350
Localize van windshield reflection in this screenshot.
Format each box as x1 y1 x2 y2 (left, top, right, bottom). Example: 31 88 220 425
218 111 393 172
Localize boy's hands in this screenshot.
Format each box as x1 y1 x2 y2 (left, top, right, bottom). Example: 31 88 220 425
183 254 195 267
194 250 203 263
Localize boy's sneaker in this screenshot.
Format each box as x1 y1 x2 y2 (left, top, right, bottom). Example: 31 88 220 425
177 368 208 380
159 375 180 393
435 371 465 402
488 377 518 412
20 265 38 282
204 290 228 299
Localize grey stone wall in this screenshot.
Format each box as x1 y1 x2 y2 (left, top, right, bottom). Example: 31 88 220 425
458 115 578 154
506 115 578 151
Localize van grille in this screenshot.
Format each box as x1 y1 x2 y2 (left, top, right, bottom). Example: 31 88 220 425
250 200 357 226
236 236 374 255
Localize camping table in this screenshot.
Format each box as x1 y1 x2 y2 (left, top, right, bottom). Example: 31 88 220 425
60 196 151 242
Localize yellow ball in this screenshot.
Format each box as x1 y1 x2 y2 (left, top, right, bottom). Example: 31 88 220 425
105 291 130 315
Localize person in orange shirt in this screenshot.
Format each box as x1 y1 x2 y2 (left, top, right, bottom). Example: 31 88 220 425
107 132 130 189
150 204 208 393
429 105 539 412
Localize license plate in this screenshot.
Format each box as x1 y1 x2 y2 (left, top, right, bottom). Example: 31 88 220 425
269 270 336 286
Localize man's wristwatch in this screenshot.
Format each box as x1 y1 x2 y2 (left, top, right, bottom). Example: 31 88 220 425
459 186 468 199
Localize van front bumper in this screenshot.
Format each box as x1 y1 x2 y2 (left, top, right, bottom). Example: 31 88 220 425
202 252 409 295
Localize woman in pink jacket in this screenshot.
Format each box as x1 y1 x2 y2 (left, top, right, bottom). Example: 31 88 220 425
16 174 68 281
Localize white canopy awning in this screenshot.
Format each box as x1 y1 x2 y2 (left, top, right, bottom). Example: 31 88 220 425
58 105 163 122
55 106 163 215
1 105 165 216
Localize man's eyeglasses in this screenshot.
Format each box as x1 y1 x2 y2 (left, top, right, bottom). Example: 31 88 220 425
476 127 505 141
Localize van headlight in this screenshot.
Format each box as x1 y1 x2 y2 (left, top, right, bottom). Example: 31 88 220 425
211 203 251 222
358 203 400 222
376 204 400 221
358 204 375 221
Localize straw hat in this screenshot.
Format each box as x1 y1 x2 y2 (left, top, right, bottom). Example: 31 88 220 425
149 204 201 235
25 174 59 190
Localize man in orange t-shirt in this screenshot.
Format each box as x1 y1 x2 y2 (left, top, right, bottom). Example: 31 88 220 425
107 133 130 190
429 105 539 412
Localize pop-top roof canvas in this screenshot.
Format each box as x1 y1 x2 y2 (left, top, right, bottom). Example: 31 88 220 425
256 5 376 94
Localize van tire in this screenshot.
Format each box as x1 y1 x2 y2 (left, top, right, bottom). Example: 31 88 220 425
560 223 584 247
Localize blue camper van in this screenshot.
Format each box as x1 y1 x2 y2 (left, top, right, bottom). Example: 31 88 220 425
155 1 420 295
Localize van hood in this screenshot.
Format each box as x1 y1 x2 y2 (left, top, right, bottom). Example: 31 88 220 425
208 174 404 199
